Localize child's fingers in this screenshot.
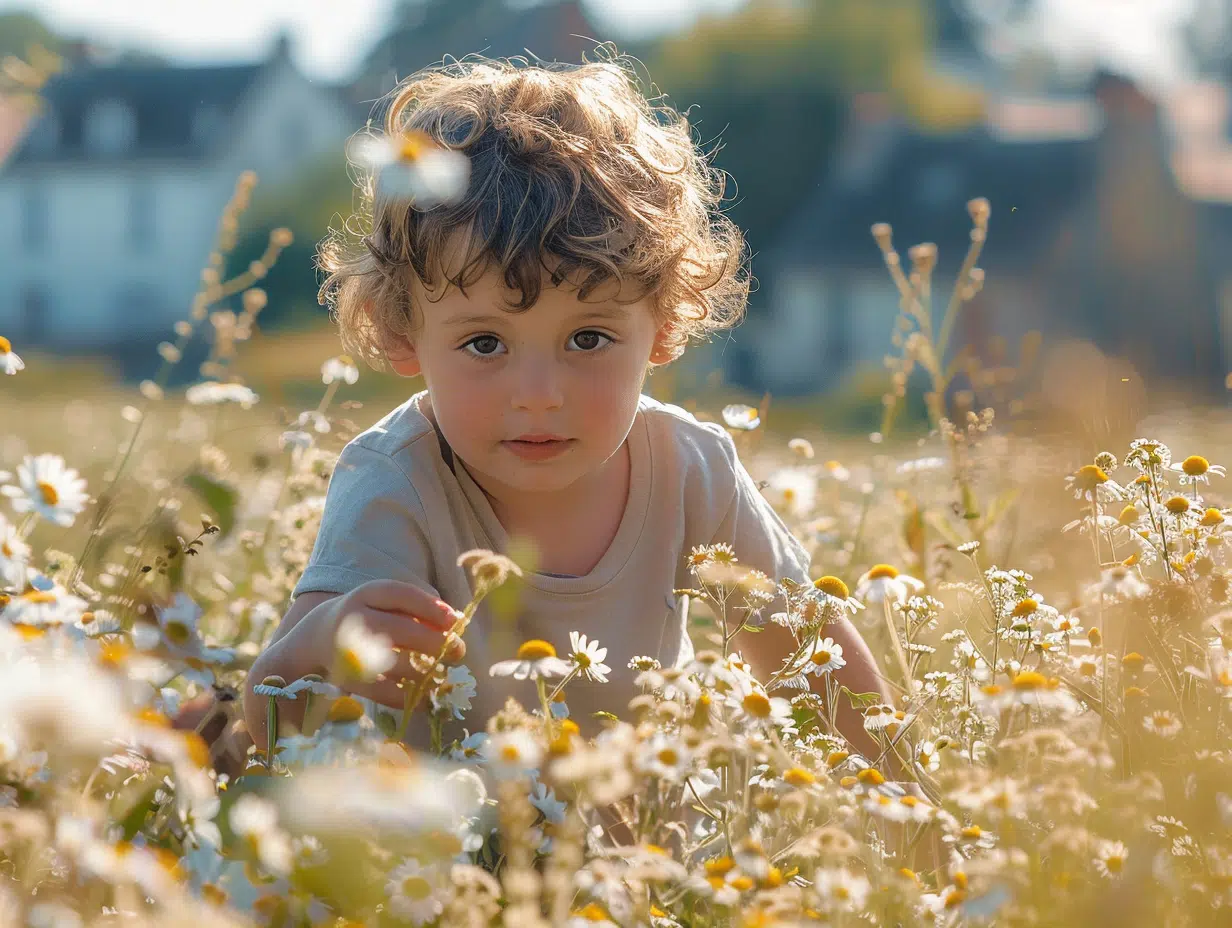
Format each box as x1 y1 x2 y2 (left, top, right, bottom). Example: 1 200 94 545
353 579 461 629
357 607 467 665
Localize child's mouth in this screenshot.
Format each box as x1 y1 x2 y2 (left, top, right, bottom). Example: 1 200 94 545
501 438 574 461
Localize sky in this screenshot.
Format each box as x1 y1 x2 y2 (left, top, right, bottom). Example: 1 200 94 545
0 0 751 83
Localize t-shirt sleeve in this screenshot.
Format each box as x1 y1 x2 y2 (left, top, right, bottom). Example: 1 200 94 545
704 428 812 590
291 441 437 602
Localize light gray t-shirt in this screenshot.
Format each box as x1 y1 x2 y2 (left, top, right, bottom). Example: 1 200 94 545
292 390 811 748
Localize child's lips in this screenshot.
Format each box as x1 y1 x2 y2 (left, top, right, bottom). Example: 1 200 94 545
501 438 575 461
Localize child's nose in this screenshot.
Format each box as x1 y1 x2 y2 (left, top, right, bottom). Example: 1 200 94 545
510 359 565 411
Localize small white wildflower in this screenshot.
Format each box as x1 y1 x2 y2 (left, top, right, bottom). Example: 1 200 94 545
721 404 760 430
1 454 89 527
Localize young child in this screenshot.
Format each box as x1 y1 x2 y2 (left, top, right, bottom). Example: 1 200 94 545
243 53 891 757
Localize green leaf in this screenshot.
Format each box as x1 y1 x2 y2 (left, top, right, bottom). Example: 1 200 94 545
374 710 399 739
113 778 163 841
184 471 239 537
839 686 882 709
983 487 1022 530
924 510 965 548
592 711 619 722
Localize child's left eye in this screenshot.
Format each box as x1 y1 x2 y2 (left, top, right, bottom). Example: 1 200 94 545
568 330 613 352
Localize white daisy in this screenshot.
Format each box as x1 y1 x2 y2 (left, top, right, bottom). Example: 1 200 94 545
2 582 88 628
228 794 291 876
854 564 925 605
335 612 397 682
351 130 471 208
1065 464 1126 502
430 664 477 720
482 730 542 780
1170 455 1225 485
1 454 89 527
385 857 446 926
184 381 259 408
1092 565 1150 600
805 637 846 676
1093 839 1128 879
0 337 22 375
763 467 816 518
729 681 794 730
635 731 692 783
1142 709 1182 738
449 731 488 765
320 355 359 385
811 576 865 613
489 639 571 681
568 631 610 683
721 403 760 430
529 779 567 824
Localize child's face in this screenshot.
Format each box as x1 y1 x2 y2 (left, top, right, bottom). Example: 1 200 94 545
390 255 674 497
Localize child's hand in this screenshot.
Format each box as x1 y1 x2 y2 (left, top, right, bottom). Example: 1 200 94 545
244 581 464 748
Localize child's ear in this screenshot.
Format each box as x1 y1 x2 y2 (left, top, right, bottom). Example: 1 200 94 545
649 323 682 365
384 335 422 378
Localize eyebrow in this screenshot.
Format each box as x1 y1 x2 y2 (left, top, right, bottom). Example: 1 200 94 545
442 307 627 327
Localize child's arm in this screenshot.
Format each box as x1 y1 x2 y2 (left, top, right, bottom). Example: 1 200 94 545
701 439 895 762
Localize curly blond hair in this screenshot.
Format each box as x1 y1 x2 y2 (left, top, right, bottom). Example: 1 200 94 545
316 45 751 370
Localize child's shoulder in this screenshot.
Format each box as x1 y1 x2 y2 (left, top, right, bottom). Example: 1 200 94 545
638 393 740 474
343 392 439 462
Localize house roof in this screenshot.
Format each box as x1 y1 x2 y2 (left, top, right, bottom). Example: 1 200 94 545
7 59 267 166
768 115 1099 278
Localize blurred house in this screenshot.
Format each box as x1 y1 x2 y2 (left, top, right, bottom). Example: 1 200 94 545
352 0 610 120
742 73 1232 397
0 34 354 352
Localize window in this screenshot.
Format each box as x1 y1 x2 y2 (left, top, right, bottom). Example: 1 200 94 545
20 284 49 343
25 105 60 155
192 104 227 147
84 99 137 155
20 184 48 252
128 182 155 251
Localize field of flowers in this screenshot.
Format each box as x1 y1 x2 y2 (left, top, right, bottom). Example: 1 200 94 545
0 170 1230 928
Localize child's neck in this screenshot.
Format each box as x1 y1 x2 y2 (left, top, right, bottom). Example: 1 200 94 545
481 443 630 577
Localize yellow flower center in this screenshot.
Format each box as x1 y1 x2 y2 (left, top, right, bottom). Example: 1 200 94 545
857 767 886 786
1201 508 1225 527
0 336 10 353
1 542 11 558
1165 496 1191 515
742 691 771 718
826 751 849 768
327 696 365 723
1012 670 1048 690
657 748 680 766
1105 855 1124 874
812 650 832 666
1011 598 1038 617
1182 455 1210 476
573 902 611 921
396 131 428 162
865 563 899 580
1117 505 1139 525
729 875 755 892
961 825 982 839
705 856 735 876
784 767 816 787
1122 652 1145 669
1074 464 1108 487
516 639 557 661
401 875 432 901
21 590 56 604
37 482 59 507
813 576 850 599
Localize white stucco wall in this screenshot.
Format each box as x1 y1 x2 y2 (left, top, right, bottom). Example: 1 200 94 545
0 62 355 350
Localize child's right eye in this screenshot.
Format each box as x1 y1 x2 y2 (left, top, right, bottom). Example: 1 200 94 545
462 335 504 357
